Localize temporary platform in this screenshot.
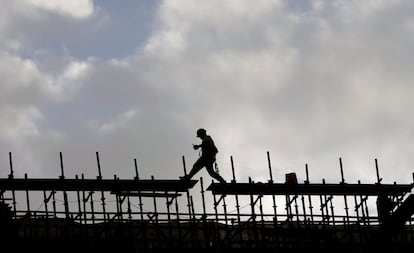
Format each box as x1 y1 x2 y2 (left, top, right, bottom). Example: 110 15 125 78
0 152 414 253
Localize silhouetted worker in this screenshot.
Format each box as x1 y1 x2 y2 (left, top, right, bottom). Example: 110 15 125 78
180 128 226 183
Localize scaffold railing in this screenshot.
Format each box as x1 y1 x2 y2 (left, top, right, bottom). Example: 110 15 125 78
1 152 414 252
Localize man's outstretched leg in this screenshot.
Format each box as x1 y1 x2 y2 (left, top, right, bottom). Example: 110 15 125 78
205 161 226 184
180 157 204 181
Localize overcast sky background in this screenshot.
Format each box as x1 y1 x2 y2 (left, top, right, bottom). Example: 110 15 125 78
1 0 414 188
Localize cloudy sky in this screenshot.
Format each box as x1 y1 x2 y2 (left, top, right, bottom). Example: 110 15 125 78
1 0 414 187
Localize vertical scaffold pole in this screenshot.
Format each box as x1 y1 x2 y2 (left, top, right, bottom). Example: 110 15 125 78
329 195 335 226
212 179 219 222
133 159 146 248
267 151 273 183
223 194 228 226
267 152 278 223
127 195 132 221
43 190 49 218
134 159 144 220
259 196 264 226
115 175 123 221
90 190 95 224
339 157 345 184
200 177 207 219
59 152 65 179
301 194 307 223
42 190 50 238
375 159 382 184
151 176 158 223
339 158 350 224
8 152 14 178
231 156 236 183
230 156 241 224
182 155 188 176
294 196 299 222
230 156 243 244
305 164 314 223
75 175 82 222
9 152 17 218
182 156 192 221
249 177 258 244
24 173 30 215
96 152 106 222
200 177 210 248
52 191 58 237
81 174 87 223
319 179 326 224
134 158 140 180
322 179 329 224
60 152 70 219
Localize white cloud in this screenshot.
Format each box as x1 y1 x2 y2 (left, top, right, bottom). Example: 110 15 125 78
0 106 44 141
2 0 414 185
0 105 65 176
52 60 92 101
22 0 95 19
0 52 91 105
0 53 52 106
96 109 138 135
134 0 414 183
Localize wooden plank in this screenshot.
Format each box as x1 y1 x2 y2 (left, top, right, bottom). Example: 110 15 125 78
207 182 412 196
0 178 197 192
111 191 182 198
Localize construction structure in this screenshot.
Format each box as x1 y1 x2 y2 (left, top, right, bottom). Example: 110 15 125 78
1 152 414 252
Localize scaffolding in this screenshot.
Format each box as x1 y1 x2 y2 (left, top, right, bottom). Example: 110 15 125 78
1 152 414 252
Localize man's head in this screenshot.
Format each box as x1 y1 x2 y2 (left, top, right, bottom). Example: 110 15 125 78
196 128 207 138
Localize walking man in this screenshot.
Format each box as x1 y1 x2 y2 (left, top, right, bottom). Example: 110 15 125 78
180 128 226 183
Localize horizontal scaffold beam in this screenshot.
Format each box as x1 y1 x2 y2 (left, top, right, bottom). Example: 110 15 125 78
0 178 197 192
112 191 182 198
207 182 413 196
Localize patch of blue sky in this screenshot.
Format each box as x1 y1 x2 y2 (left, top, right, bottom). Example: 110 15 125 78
18 0 161 60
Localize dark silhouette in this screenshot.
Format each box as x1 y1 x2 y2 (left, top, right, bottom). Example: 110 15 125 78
0 201 16 247
180 128 226 183
376 194 393 226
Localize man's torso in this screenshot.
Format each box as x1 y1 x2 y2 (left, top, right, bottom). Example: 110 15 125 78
201 136 218 158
